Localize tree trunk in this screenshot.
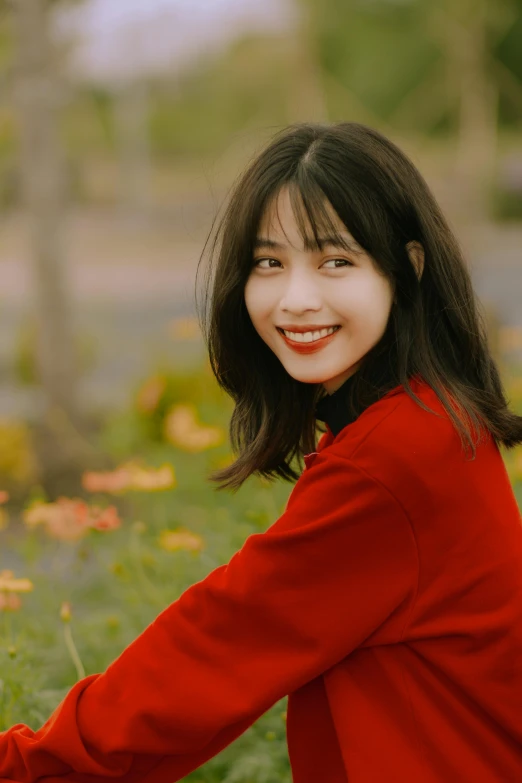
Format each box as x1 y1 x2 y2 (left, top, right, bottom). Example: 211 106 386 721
447 0 498 224
288 2 328 124
12 0 89 496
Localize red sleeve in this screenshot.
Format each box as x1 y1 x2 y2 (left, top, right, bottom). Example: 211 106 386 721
0 453 418 783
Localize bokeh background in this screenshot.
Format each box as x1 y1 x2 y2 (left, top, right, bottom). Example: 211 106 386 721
2 0 522 491
0 1 522 779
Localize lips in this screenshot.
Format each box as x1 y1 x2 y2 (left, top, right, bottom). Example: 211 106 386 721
278 326 341 354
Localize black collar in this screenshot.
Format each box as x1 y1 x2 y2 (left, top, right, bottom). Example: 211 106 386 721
315 362 402 437
315 375 356 436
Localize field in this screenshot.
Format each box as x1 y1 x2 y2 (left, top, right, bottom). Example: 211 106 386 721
0 356 302 782
1 288 522 783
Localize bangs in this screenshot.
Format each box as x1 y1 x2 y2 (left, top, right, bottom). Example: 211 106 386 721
265 176 366 257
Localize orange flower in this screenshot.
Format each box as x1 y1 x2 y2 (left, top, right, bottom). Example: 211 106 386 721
0 490 9 504
0 569 33 592
0 569 33 612
0 593 22 612
157 527 205 553
82 466 132 493
163 404 224 452
136 374 167 414
24 498 89 541
23 498 122 541
89 505 121 531
129 464 176 491
82 462 176 494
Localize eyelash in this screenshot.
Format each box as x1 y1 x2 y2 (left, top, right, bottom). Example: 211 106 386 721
252 258 353 270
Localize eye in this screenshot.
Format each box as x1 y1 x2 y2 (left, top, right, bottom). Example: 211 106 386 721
252 258 353 269
323 258 353 268
252 258 280 269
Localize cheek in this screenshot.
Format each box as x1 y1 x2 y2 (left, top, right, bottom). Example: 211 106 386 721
351 277 393 321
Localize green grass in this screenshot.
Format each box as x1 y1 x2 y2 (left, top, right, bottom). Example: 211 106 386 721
0 362 295 782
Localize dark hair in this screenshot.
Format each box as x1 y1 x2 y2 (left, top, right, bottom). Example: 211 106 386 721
195 122 522 492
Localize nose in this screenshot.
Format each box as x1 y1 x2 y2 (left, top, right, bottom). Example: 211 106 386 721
279 270 322 314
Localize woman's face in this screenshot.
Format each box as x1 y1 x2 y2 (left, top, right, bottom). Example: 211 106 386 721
244 185 395 394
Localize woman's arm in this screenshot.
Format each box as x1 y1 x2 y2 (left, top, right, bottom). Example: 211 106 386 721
0 452 418 783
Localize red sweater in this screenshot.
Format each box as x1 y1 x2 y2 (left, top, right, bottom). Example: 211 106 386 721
1 376 521 782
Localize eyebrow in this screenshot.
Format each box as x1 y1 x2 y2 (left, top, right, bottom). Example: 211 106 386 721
253 235 363 253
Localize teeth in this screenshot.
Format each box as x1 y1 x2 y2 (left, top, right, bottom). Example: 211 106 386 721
282 326 338 343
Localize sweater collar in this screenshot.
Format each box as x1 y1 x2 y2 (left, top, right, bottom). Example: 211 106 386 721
315 361 403 437
315 374 356 437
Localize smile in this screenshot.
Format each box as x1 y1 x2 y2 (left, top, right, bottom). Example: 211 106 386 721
277 326 340 343
277 325 341 354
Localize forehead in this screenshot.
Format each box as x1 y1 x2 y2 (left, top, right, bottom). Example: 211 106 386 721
258 186 345 234
256 185 363 253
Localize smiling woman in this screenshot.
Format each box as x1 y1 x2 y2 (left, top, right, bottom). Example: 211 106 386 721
244 185 398 393
195 121 519 493
1 121 522 783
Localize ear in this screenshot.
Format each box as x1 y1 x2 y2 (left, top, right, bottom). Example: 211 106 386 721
406 241 424 281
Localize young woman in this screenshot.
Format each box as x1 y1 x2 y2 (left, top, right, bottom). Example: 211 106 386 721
1 122 522 782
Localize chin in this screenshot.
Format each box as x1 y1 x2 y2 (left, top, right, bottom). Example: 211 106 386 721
279 367 324 384
324 366 360 393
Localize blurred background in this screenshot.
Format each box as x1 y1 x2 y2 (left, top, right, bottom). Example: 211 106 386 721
1 0 522 494
1 2 522 773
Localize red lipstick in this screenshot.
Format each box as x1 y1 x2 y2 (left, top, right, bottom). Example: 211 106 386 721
278 326 340 354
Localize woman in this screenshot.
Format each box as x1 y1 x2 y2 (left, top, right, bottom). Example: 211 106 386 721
1 121 521 782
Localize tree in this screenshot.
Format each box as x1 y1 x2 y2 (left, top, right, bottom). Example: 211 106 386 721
297 0 522 223
11 0 92 496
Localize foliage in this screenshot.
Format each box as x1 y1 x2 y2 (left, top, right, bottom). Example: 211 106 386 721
0 359 295 780
314 0 442 123
13 317 98 386
148 33 295 159
1 0 522 210
491 181 522 220
0 420 39 496
130 360 233 448
1 357 522 779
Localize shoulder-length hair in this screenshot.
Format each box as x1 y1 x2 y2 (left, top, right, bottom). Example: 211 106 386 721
195 122 522 492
